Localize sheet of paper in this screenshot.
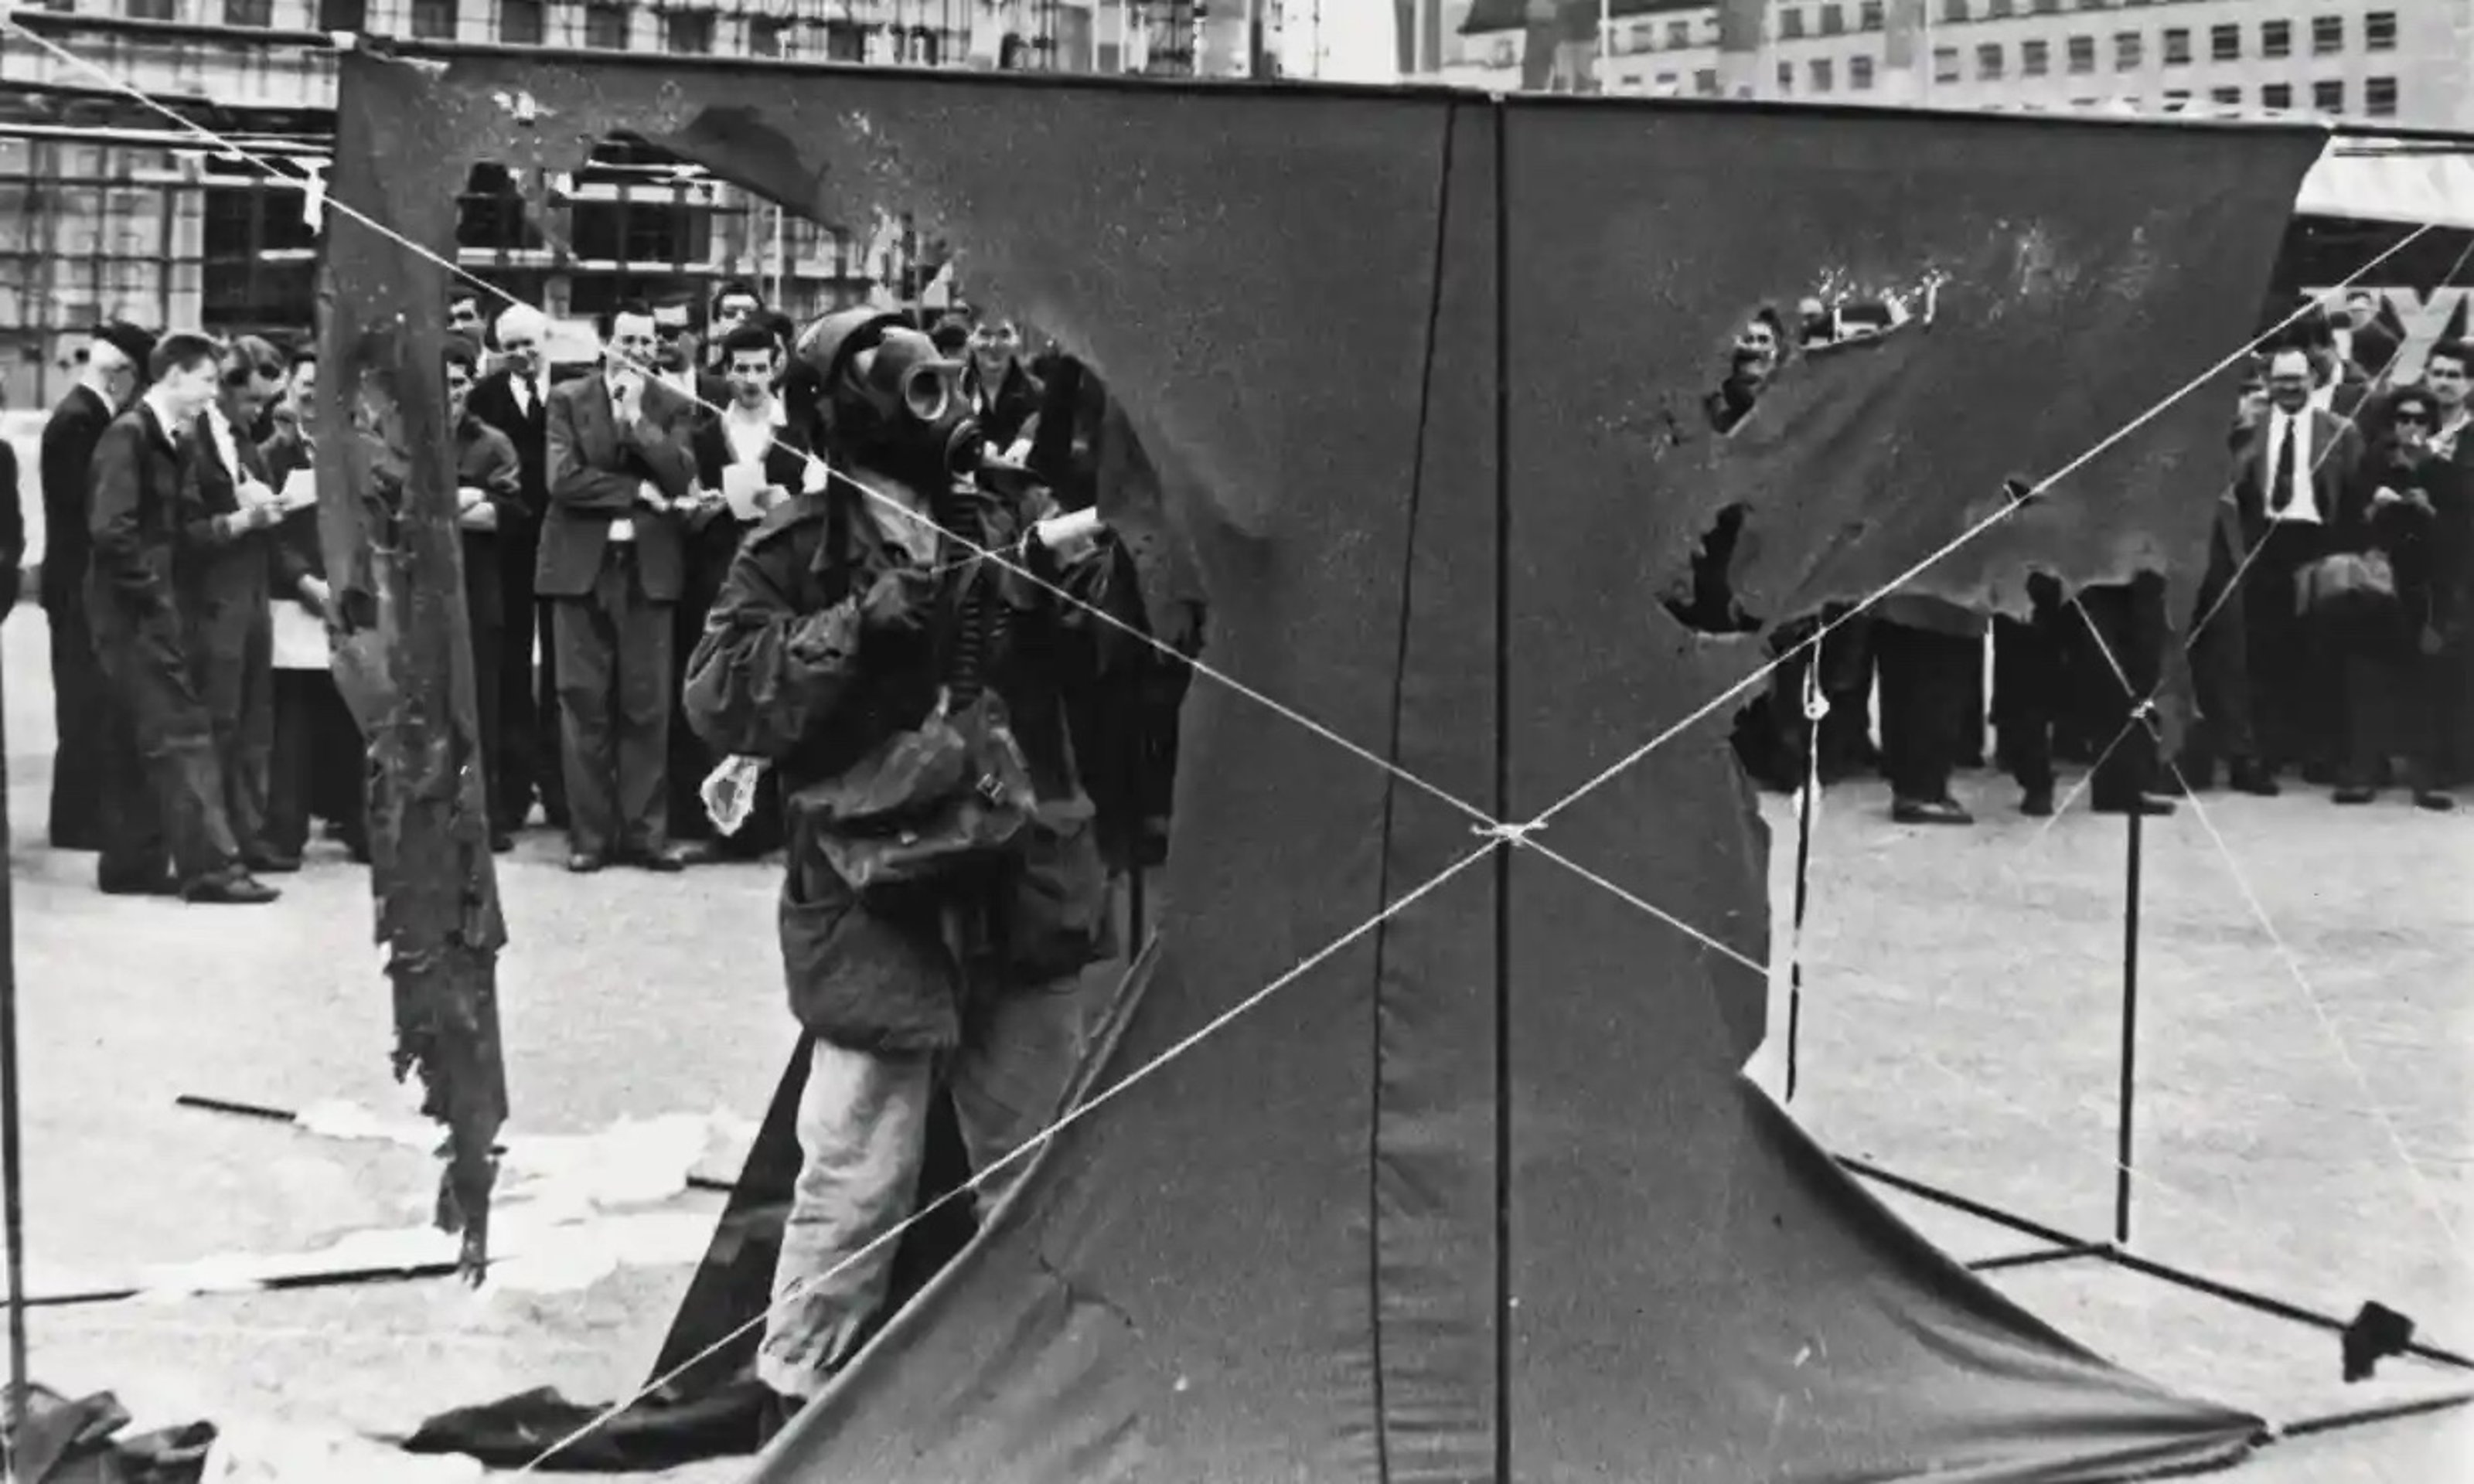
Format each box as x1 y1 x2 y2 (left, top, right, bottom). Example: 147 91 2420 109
721 462 768 522
279 468 318 511
270 601 329 672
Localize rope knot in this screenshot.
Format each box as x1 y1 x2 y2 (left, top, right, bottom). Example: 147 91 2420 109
1474 820 1545 848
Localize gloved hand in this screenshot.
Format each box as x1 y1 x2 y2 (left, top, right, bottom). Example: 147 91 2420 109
857 564 939 639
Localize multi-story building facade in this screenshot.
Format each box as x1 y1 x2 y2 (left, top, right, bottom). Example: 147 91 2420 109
0 0 1243 407
1444 0 2474 131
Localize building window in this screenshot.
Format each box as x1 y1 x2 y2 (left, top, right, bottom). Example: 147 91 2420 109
1941 0 1966 20
1693 67 1718 94
2364 76 2398 117
1776 60 1794 92
2067 34 2093 72
1819 3 1843 36
1780 8 1804 39
1986 0 2012 15
1859 0 1881 29
2261 81 2292 109
2261 19 2289 58
1976 41 2002 78
1665 19 1688 45
2364 11 2396 50
2033 0 2057 10
826 19 864 58
315 0 363 25
2209 23 2237 60
2210 84 2241 106
2163 87 2189 107
2311 15 2341 53
2161 26 2188 63
749 14 785 54
2021 39 2048 74
663 10 711 51
2312 78 2343 113
2113 31 2139 68
1934 45 1958 80
224 0 272 24
410 0 455 39
124 0 174 17
1850 53 1874 88
584 1 627 46
1810 57 1834 90
498 0 541 41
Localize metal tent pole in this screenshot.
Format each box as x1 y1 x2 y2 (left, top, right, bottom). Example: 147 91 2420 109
0 656 29 1462
2115 789 2144 1245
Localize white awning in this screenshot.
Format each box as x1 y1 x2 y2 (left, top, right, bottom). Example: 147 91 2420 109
2297 135 2474 231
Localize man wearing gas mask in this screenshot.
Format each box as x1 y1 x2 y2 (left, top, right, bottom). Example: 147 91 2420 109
682 308 1137 1418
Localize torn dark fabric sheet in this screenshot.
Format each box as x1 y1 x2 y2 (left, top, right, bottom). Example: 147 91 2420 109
329 50 2322 1481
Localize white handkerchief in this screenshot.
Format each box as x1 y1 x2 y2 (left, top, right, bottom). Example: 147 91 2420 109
279 468 319 512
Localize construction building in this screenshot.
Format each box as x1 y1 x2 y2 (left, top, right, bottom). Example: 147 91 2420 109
0 0 1252 407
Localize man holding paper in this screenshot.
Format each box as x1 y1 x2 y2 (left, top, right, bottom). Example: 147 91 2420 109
446 338 526 851
670 322 820 856
175 335 305 874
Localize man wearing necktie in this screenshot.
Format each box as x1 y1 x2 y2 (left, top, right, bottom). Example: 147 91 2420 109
2234 345 2363 780
468 303 561 833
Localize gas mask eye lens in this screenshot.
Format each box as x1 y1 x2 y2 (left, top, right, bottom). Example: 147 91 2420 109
901 366 951 424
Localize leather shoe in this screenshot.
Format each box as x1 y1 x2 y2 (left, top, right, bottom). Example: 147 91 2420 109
100 874 179 897
2333 786 2377 805
244 853 302 875
567 851 608 873
1891 796 1974 825
2228 765 2281 797
490 832 514 853
185 872 280 905
632 845 690 873
2019 787 2055 818
2413 791 2456 812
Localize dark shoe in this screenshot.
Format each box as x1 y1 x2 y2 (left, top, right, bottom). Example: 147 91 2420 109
243 853 302 875
185 871 280 905
489 832 514 854
675 840 729 866
567 851 608 874
99 873 179 897
1892 796 1974 825
632 844 690 873
2333 785 2377 805
2228 764 2281 798
2020 787 2055 819
2413 790 2457 813
2093 794 2176 816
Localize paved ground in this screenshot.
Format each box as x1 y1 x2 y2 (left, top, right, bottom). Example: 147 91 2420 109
3 605 2469 1481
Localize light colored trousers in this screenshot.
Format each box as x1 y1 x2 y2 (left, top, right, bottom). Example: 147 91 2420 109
758 969 1105 1399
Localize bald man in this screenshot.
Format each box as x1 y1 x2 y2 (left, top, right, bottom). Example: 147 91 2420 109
465 302 563 831
2234 345 2364 778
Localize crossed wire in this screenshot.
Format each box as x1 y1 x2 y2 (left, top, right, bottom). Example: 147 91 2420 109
11 15 2459 1469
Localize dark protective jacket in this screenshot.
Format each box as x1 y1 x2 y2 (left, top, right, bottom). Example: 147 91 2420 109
682 467 1139 1051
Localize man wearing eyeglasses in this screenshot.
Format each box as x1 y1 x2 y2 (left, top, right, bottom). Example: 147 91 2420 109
39 322 155 853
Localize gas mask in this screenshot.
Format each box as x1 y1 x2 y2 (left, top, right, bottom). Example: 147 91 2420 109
791 308 985 492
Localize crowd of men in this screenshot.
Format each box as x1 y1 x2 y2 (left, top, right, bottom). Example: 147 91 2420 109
12 281 1136 901
1693 293 2472 823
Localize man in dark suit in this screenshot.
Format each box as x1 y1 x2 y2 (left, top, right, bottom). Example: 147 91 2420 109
38 322 153 850
445 337 526 852
465 302 561 833
540 301 698 872
2234 345 2366 779
2423 339 2474 785
85 332 278 904
175 335 295 873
